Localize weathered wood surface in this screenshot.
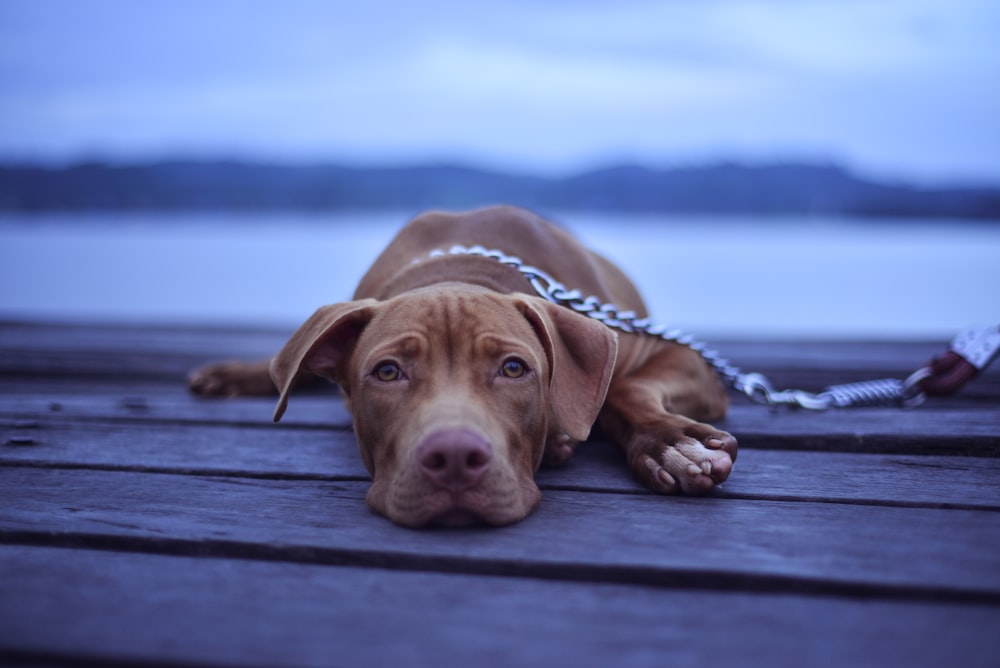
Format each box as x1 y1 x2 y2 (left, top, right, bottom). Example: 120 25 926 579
4 415 1000 509
1 320 999 667
5 468 999 599
3 544 997 668
6 545 998 668
4 375 999 455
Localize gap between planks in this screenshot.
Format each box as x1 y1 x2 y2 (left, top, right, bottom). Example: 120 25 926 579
3 460 999 513
3 529 998 608
4 469 999 604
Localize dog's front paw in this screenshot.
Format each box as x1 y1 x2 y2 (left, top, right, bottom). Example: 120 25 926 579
187 361 276 397
627 420 737 495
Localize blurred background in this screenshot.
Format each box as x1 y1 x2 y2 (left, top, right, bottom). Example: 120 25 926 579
1 0 998 338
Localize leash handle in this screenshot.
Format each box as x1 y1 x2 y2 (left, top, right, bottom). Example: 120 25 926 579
430 245 993 410
920 325 1000 396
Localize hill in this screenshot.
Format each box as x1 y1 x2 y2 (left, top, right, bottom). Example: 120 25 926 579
1 160 998 219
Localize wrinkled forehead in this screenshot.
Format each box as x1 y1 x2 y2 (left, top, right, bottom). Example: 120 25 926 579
360 287 541 359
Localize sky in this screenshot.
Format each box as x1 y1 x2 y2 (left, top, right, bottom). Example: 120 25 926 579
1 0 998 184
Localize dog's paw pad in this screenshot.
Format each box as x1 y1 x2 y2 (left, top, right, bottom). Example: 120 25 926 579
629 425 737 495
671 438 734 494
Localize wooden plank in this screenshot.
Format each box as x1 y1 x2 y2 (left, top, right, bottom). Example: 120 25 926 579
0 378 351 427
2 544 997 668
4 417 1000 508
0 418 363 479
550 445 1000 510
3 377 998 456
5 321 997 398
723 404 1000 455
0 321 284 382
3 468 998 599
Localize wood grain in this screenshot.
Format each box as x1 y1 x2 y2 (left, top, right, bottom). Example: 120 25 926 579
3 544 997 668
4 416 1000 508
3 467 998 600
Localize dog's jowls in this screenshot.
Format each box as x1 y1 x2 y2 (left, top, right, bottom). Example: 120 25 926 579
189 206 737 527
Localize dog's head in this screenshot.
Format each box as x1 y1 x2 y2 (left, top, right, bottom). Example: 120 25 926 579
270 285 617 528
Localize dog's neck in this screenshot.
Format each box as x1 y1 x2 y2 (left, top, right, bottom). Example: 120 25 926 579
374 254 535 300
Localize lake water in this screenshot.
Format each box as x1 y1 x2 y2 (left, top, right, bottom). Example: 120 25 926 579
1 211 998 340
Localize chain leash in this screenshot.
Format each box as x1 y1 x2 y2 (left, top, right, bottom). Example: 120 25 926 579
430 245 996 410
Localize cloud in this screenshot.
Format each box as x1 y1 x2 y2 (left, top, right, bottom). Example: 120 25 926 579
0 0 997 181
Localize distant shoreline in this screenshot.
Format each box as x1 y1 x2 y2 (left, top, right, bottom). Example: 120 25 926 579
2 160 998 220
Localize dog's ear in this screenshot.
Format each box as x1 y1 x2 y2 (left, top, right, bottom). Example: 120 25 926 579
270 299 379 422
516 297 618 441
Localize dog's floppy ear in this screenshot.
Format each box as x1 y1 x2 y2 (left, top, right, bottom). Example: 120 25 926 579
516 297 618 442
270 299 379 422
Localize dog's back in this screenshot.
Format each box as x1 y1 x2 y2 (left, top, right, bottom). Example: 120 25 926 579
353 206 648 319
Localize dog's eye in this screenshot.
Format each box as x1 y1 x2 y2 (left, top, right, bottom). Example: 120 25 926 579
373 362 403 382
499 358 528 379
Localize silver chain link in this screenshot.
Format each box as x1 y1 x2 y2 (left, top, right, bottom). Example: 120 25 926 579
431 245 928 410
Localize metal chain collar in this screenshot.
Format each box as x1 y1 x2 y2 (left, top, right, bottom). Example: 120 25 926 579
430 244 931 410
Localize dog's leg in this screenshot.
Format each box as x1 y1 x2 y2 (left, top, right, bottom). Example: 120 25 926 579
188 359 277 397
599 342 737 494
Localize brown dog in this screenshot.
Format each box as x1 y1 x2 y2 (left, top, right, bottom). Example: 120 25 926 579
189 206 737 527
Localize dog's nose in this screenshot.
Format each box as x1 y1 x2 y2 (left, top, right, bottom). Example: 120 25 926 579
416 429 492 491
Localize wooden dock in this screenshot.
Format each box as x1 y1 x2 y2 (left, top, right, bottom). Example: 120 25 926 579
2 320 998 667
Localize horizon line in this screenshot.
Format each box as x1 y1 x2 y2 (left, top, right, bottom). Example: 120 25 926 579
4 155 1000 190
